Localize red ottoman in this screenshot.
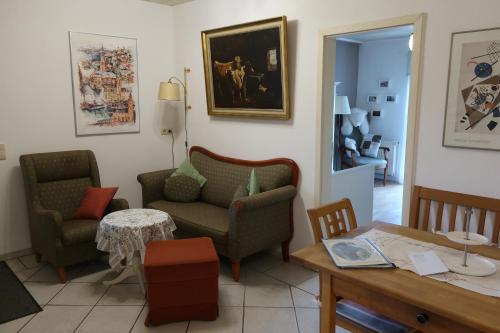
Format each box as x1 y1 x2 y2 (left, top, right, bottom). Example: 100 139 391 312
144 237 219 326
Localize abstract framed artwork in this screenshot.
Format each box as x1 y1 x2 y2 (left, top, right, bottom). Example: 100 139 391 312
444 27 500 150
367 95 378 103
69 32 140 136
201 16 290 119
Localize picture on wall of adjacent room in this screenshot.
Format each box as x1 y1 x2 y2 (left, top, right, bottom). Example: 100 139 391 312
444 27 500 150
201 16 290 119
69 32 139 136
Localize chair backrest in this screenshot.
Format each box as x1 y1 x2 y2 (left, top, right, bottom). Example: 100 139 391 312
410 185 500 244
306 198 357 244
20 150 101 220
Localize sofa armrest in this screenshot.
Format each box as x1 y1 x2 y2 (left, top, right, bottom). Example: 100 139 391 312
231 185 297 212
227 185 296 259
137 169 176 207
105 198 129 214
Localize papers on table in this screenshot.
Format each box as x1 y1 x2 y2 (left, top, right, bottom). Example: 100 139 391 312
408 251 449 276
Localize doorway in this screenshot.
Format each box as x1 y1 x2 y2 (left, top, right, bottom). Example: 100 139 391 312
315 14 425 227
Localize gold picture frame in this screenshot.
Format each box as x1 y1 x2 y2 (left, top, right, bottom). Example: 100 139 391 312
201 16 290 119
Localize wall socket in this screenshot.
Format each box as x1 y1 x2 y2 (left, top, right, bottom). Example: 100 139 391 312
0 144 5 160
161 128 173 136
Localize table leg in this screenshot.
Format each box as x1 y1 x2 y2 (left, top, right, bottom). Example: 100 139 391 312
103 251 146 294
320 271 335 333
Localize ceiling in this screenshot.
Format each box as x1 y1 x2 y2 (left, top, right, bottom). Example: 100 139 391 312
142 0 194 6
337 25 413 44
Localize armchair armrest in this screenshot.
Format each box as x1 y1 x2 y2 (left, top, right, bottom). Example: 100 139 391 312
137 169 176 207
340 144 357 167
105 198 129 214
380 146 390 161
33 206 63 240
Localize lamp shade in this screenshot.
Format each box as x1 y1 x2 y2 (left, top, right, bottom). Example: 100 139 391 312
334 96 351 115
158 82 180 101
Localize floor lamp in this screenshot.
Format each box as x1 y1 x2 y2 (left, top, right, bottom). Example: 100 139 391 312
334 96 351 170
158 67 191 159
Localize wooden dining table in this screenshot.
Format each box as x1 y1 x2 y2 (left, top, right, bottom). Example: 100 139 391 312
291 222 500 333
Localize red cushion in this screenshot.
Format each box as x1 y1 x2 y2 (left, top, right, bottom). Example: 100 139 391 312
74 186 118 220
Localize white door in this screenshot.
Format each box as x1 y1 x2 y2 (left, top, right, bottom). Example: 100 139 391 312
318 36 374 226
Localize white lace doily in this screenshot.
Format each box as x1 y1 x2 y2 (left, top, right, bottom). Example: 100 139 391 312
359 229 500 297
96 209 176 271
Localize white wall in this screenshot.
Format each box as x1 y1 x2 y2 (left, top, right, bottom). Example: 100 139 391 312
356 38 410 182
0 0 177 255
171 0 500 252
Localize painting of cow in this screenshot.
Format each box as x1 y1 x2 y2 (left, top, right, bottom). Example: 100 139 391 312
202 16 290 119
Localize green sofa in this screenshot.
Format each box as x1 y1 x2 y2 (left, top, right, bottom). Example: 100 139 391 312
137 146 299 281
20 150 129 282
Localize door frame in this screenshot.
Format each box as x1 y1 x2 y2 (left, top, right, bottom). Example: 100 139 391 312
314 14 426 226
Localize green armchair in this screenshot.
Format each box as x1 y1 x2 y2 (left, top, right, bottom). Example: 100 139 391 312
19 150 129 282
137 146 299 281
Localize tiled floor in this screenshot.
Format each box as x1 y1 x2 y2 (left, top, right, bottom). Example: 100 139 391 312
1 252 351 333
373 179 403 225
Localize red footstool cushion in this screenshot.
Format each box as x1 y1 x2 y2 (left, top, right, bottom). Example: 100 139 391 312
144 237 219 326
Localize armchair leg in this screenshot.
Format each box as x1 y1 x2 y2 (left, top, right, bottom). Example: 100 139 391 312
281 240 290 262
231 260 241 282
383 167 388 186
57 267 67 283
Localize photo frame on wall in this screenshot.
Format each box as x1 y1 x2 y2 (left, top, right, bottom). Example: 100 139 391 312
367 95 378 103
201 16 290 119
379 80 391 88
69 32 140 136
444 27 500 150
385 95 397 103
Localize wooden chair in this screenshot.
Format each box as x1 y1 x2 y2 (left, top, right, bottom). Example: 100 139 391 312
410 185 500 244
307 198 416 333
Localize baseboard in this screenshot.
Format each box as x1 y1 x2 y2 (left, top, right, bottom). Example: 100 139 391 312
0 248 33 261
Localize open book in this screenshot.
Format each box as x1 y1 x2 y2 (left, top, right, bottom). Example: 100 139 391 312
322 238 395 269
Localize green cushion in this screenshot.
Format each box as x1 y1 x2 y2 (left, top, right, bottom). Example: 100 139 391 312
247 168 260 196
163 175 201 203
172 159 207 187
232 184 248 202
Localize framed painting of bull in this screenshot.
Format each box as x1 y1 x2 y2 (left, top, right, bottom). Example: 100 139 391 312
201 16 290 119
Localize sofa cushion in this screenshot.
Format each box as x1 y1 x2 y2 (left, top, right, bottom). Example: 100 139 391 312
61 219 99 246
147 200 229 244
344 156 387 168
74 186 118 220
171 159 207 187
190 151 292 208
163 175 201 202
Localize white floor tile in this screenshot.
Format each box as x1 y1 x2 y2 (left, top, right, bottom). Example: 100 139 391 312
188 306 243 333
19 254 43 269
98 284 145 305
244 307 298 333
295 276 319 296
219 284 244 307
245 285 293 307
15 267 42 282
24 282 65 305
295 308 318 333
291 287 319 308
131 306 188 333
71 261 114 283
49 282 108 305
75 305 142 333
242 270 286 286
6 258 26 272
266 262 318 286
26 265 63 283
242 253 283 273
0 314 35 333
19 305 91 333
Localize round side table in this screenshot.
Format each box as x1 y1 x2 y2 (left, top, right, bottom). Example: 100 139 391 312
96 208 176 293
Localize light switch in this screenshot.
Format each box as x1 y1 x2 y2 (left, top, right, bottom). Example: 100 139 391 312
0 144 5 160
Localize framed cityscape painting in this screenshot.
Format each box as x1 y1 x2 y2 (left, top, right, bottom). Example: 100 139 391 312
69 32 140 136
443 27 500 150
201 16 290 119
